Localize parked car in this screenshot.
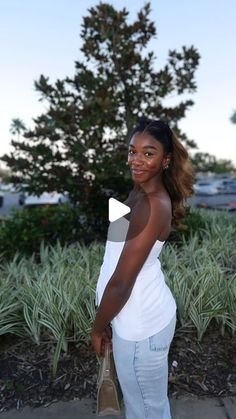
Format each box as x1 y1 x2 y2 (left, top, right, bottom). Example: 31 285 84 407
213 202 236 212
0 183 17 192
217 180 236 194
0 191 4 207
24 191 69 208
18 191 28 205
194 181 219 195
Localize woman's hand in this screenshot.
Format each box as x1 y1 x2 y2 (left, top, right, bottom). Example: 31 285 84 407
91 329 103 357
91 325 112 357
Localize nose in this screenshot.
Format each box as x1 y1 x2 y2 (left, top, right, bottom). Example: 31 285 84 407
129 153 145 167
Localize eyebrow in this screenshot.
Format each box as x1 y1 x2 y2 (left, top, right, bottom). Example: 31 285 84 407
129 144 157 150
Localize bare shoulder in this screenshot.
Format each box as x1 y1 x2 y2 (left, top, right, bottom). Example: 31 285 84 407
125 191 171 242
149 191 171 215
133 191 171 219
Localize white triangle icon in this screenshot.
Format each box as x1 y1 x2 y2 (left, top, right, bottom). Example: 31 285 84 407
109 198 131 222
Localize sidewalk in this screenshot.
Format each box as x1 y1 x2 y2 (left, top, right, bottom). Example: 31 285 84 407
0 396 235 419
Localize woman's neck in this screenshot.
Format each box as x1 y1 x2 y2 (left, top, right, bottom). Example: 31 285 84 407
132 182 165 195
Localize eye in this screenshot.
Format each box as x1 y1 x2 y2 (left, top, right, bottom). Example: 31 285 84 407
128 150 154 157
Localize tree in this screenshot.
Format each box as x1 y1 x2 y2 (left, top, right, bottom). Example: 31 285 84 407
10 118 26 139
0 165 11 183
230 110 236 124
0 2 200 234
191 152 235 173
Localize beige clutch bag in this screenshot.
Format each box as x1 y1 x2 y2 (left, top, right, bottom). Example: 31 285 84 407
96 342 121 416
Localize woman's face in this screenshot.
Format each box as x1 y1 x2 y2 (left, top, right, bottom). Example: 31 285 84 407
128 132 170 183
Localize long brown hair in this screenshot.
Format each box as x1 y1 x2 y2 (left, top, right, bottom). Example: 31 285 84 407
128 117 195 227
162 130 195 227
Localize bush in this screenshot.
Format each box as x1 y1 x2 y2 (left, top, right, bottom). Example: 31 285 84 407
161 209 236 340
0 204 105 261
0 240 104 377
170 206 208 244
0 208 235 375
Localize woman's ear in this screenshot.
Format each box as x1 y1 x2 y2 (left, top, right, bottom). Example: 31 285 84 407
162 153 172 170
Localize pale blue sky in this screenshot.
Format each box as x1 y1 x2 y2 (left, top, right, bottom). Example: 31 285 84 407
1 0 236 165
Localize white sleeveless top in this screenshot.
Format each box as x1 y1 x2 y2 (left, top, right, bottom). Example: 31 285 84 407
96 216 176 341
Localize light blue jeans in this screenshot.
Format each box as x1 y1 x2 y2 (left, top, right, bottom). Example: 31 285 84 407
112 313 176 419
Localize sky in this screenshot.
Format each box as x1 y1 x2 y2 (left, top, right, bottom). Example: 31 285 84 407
1 0 236 168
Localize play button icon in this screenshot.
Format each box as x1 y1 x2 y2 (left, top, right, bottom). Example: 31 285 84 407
107 191 151 242
108 198 130 222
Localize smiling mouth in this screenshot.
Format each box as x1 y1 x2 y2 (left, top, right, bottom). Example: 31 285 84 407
131 169 146 175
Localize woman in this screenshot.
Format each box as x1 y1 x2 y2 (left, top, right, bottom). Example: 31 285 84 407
92 117 194 418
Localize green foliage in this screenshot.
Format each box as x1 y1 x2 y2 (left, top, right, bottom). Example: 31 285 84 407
230 109 236 124
0 271 23 336
0 204 98 261
191 151 235 172
168 206 208 245
10 118 26 136
0 209 235 376
0 240 104 377
161 209 236 340
0 165 12 182
0 1 200 233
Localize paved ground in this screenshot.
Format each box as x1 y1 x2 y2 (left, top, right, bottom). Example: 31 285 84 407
0 396 235 419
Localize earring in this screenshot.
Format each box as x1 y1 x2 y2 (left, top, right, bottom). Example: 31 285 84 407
163 160 170 170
